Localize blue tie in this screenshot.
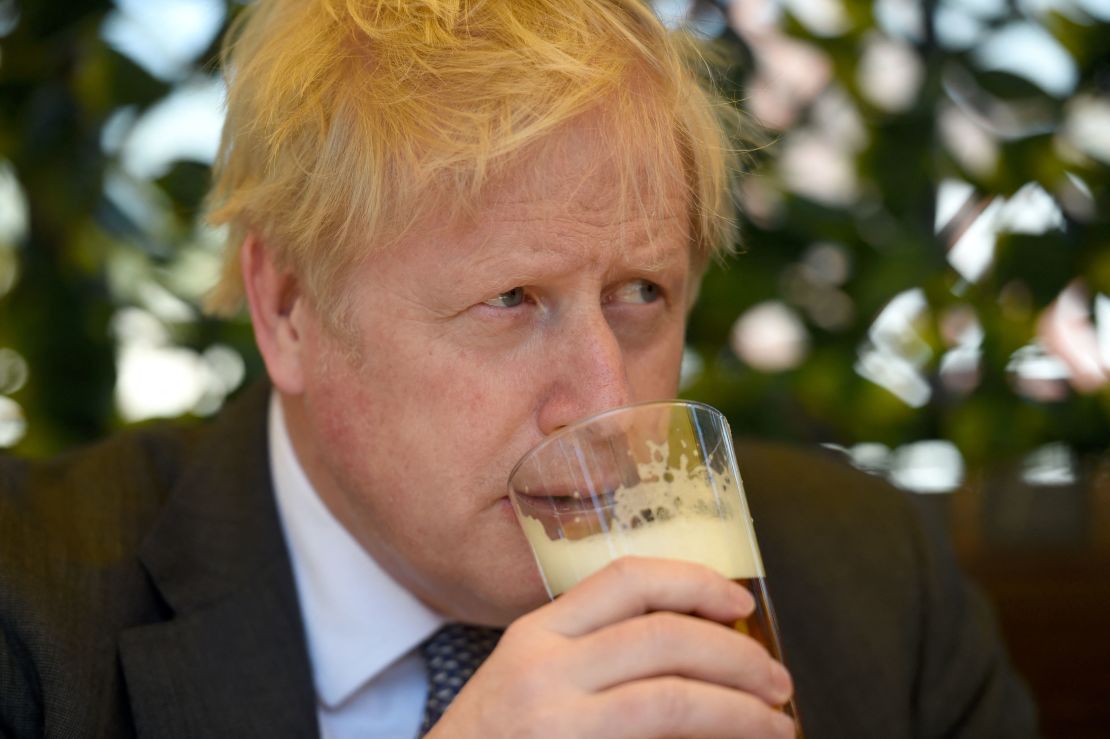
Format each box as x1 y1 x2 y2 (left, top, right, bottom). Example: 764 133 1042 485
419 623 502 736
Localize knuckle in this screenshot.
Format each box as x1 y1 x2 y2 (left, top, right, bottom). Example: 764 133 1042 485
636 610 686 647
501 614 551 653
724 689 783 739
608 555 641 580
749 641 777 672
652 678 694 733
733 642 776 689
489 624 555 685
500 618 529 645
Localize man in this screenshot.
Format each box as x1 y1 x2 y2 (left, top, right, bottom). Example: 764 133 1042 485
1 1 1036 737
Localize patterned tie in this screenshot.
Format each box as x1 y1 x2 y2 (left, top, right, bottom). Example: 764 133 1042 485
419 623 502 736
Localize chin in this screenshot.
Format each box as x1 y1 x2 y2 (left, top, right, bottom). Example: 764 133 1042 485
469 566 551 626
439 508 549 624
484 593 551 627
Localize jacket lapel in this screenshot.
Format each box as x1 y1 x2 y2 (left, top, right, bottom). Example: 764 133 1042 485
119 383 318 738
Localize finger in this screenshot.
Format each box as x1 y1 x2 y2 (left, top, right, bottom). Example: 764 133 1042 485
537 557 755 637
571 611 793 707
585 676 797 739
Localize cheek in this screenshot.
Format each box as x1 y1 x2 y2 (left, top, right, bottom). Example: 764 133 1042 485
454 367 498 418
297 331 425 486
303 363 387 485
315 339 532 492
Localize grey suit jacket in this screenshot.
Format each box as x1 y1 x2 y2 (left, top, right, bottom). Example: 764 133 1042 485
0 382 1037 737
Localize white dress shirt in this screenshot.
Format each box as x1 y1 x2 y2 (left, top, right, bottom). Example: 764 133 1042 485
268 394 446 739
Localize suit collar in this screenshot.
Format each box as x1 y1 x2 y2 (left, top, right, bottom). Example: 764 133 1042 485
137 381 287 612
120 381 319 738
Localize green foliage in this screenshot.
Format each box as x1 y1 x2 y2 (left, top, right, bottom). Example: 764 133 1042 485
684 0 1109 468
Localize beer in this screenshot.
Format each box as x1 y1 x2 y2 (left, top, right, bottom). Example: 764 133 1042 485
518 512 782 653
729 577 782 662
509 402 803 735
518 514 764 597
519 514 801 733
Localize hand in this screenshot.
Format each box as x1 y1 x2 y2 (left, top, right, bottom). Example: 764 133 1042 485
427 556 796 738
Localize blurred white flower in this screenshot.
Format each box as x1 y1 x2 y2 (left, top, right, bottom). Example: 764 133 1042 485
111 308 245 421
102 0 225 81
1022 443 1078 486
890 440 965 493
857 33 924 112
974 22 1078 97
779 131 859 206
729 0 832 130
781 0 852 36
730 301 810 372
939 104 999 177
0 396 25 448
1037 281 1109 393
1062 94 1110 164
856 289 932 407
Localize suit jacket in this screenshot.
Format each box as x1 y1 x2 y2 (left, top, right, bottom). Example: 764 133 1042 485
0 382 1037 738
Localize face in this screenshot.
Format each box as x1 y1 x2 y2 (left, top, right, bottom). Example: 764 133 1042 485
275 122 693 625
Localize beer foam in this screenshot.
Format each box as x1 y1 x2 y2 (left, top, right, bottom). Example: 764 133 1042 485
519 441 765 597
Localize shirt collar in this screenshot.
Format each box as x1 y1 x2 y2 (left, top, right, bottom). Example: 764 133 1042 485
268 393 446 708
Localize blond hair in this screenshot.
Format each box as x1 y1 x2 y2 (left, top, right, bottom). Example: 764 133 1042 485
205 0 746 326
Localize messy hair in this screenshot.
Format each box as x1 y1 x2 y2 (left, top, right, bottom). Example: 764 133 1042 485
204 0 746 327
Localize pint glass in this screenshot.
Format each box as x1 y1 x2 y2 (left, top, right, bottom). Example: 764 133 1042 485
508 400 803 735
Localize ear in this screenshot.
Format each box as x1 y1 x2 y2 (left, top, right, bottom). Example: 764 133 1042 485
241 234 309 395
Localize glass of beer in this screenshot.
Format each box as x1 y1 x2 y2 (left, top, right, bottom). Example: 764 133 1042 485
507 400 803 736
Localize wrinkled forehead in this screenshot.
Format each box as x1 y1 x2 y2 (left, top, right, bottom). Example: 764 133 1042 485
452 113 691 257
519 108 684 197
328 111 698 333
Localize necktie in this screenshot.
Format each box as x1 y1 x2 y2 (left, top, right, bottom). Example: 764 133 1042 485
419 623 502 736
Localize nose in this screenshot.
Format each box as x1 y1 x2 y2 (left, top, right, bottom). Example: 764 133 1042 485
536 308 633 436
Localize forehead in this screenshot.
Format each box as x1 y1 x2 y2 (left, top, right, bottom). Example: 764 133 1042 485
431 117 691 267
496 112 684 208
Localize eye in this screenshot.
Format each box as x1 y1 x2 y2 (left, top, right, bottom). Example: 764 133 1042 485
611 279 662 305
483 287 526 308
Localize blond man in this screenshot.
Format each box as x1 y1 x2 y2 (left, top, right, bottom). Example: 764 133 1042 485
0 1 1036 737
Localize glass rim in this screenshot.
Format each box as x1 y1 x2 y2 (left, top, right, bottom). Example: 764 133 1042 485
507 398 726 485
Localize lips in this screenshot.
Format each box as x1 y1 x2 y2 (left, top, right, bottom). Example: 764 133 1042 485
509 485 625 542
512 483 621 509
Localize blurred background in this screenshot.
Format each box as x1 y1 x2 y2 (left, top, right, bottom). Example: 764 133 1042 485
0 0 1107 735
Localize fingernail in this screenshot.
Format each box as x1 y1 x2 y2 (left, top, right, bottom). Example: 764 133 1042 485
773 712 795 738
770 661 792 699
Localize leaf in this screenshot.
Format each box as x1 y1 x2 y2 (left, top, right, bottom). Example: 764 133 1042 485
993 231 1080 307
973 70 1057 103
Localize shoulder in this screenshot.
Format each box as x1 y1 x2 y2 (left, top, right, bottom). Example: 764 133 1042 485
735 439 923 577
0 421 204 572
0 419 215 656
0 381 270 575
736 440 1038 737
733 440 929 671
735 439 928 635
0 421 206 736
0 383 273 735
